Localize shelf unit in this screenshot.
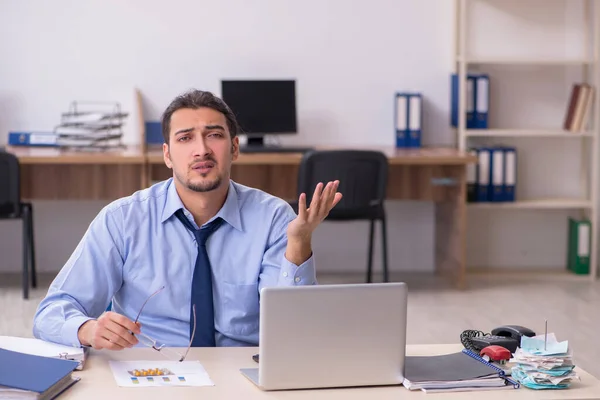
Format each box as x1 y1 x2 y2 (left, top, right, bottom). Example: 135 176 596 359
454 0 600 280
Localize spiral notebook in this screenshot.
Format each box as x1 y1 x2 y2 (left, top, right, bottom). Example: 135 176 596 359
403 349 520 393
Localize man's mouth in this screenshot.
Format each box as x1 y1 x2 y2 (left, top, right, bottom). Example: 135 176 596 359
191 161 215 174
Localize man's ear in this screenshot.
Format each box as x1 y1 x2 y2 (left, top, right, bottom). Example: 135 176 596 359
163 143 173 169
231 136 240 160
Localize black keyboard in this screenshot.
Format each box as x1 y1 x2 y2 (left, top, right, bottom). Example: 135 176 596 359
240 145 314 154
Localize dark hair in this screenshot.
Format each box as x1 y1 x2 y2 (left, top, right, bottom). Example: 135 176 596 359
161 89 240 143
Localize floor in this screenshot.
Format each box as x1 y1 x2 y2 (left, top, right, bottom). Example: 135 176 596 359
2 270 599 378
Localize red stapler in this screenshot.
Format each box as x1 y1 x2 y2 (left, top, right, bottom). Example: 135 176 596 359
480 345 511 364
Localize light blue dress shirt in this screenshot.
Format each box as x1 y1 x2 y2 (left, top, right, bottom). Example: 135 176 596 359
33 178 317 348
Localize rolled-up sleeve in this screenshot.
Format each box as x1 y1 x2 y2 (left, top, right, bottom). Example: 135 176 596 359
32 205 125 347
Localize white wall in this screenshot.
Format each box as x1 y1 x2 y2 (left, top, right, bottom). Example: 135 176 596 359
0 0 590 275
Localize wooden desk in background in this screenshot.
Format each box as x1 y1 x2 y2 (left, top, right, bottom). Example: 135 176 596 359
147 146 477 288
6 145 147 200
7 145 476 288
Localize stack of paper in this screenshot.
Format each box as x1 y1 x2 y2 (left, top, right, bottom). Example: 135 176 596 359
511 333 579 389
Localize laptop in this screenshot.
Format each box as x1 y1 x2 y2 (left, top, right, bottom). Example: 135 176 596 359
240 282 408 390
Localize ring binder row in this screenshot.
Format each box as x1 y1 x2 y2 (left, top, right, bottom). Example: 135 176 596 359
461 349 520 389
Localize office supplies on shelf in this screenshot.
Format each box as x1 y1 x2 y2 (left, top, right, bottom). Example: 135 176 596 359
403 349 519 393
567 217 591 274
0 335 86 370
0 348 80 399
466 148 478 202
563 83 595 132
468 145 517 202
511 333 579 389
474 74 490 129
451 73 476 129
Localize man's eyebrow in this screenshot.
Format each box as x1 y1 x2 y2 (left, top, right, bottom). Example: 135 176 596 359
204 124 225 131
174 127 194 136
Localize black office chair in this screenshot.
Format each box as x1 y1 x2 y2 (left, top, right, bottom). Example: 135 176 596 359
0 150 37 299
291 150 389 283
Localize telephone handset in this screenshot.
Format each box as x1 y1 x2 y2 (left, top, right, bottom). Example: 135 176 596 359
460 325 536 353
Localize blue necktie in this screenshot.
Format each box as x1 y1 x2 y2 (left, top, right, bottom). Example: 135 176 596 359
174 209 223 347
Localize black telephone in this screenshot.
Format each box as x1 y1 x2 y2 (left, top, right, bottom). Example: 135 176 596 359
460 325 536 353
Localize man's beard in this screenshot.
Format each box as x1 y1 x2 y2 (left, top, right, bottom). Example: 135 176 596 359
187 175 222 192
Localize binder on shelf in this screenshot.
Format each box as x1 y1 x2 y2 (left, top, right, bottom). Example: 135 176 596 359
466 148 478 202
490 147 504 202
408 93 422 148
394 92 409 148
450 73 476 128
567 217 591 274
8 131 58 147
476 147 491 202
502 146 517 202
474 74 490 129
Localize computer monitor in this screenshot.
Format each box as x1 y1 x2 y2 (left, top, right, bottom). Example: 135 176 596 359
221 80 297 148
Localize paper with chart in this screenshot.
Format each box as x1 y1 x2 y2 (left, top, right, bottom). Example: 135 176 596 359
109 360 214 387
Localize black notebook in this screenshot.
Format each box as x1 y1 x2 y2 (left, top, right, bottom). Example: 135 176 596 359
403 349 519 392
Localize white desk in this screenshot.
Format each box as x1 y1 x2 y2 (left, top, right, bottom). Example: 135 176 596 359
61 344 600 399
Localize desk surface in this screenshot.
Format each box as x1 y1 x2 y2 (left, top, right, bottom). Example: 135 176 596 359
5 145 146 164
6 145 476 166
146 146 477 166
62 344 600 399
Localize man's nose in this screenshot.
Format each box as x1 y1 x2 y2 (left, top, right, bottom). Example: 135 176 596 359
192 137 211 158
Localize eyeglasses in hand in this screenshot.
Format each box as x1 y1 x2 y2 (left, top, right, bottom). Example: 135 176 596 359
131 285 196 362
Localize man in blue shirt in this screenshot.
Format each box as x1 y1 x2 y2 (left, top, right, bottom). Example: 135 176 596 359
33 89 342 351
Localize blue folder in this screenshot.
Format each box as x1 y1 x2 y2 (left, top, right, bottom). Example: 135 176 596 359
0 348 80 397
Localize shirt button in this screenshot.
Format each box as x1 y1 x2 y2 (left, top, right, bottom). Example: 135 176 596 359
283 272 288 277
295 277 301 283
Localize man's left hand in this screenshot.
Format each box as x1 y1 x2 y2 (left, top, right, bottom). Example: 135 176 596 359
287 180 343 242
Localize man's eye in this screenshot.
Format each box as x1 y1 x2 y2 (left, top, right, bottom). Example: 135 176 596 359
178 136 189 142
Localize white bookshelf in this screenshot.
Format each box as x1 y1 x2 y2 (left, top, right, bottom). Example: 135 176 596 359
455 0 600 280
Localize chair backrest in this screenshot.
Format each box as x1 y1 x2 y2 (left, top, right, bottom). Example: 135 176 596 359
0 150 21 217
297 150 388 220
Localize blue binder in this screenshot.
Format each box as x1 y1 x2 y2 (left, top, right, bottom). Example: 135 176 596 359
0 348 80 396
490 147 504 202
451 74 476 128
8 131 58 147
502 146 517 201
394 93 409 148
466 147 479 202
407 93 422 148
145 121 163 144
476 147 491 202
474 74 490 129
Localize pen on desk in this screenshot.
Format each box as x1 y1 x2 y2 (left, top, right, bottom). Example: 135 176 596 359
544 320 547 350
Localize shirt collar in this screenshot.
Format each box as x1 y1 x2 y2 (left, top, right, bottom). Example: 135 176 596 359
160 178 243 232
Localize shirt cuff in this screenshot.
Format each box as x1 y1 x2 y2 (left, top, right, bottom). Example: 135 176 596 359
61 315 95 348
279 253 317 285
